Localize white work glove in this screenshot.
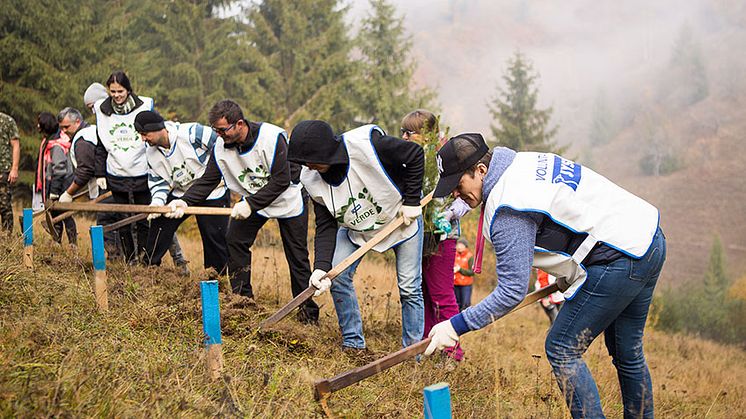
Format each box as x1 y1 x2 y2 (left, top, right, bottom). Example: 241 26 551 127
58 191 73 203
49 193 60 200
231 200 252 220
147 201 164 221
454 265 460 274
399 205 421 226
165 199 187 219
424 320 460 356
96 177 107 190
308 269 331 297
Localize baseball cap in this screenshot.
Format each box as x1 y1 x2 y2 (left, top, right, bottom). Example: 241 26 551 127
134 111 166 133
433 133 489 198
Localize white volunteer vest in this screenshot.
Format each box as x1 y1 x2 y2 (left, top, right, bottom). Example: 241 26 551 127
94 96 153 177
214 122 302 219
484 152 659 298
300 124 419 252
70 124 100 199
146 122 226 200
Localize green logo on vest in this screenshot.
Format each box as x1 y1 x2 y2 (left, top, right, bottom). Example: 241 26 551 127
337 187 385 231
109 122 140 152
171 162 195 187
238 164 269 190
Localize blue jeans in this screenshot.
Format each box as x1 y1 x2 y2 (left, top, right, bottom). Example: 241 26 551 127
545 228 666 419
330 217 424 349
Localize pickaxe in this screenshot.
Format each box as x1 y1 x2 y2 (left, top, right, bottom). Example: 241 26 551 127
313 283 561 401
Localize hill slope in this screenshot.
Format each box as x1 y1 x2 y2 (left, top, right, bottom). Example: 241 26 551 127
1 230 744 417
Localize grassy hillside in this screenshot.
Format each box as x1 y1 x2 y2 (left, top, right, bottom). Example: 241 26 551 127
1 219 744 418
588 95 746 288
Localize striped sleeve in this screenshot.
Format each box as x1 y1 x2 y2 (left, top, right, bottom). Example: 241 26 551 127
148 168 170 207
190 124 218 164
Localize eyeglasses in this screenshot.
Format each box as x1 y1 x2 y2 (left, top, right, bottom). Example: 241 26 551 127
400 128 416 137
212 121 237 135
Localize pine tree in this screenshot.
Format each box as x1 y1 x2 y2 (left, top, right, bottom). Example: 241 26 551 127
354 0 436 133
0 0 117 130
242 0 359 130
659 24 708 108
123 0 247 121
704 234 728 304
488 51 563 153
589 88 614 146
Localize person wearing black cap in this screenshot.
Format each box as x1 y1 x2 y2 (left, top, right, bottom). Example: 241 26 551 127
423 133 666 418
287 120 425 351
134 111 229 273
167 100 319 323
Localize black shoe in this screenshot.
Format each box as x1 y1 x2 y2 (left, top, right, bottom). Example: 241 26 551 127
296 309 319 325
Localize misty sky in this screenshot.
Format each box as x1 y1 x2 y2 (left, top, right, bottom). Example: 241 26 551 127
349 0 732 148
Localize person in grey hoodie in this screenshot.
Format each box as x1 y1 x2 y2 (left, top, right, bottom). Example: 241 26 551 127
425 133 665 419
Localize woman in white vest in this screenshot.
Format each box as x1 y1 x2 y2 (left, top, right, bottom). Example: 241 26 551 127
424 133 666 419
93 70 153 263
287 120 425 351
134 110 229 273
169 100 319 323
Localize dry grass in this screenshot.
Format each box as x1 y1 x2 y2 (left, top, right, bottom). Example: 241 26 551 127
0 215 745 418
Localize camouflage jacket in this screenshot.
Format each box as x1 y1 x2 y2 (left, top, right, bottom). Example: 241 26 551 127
0 112 20 172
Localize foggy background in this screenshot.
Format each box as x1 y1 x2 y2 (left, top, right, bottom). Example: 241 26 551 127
343 0 743 150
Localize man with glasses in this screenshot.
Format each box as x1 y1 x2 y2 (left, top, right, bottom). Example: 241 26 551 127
167 100 319 323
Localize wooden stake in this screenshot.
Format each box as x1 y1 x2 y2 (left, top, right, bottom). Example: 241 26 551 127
200 281 223 380
22 208 33 269
313 283 560 400
259 192 435 330
90 225 108 311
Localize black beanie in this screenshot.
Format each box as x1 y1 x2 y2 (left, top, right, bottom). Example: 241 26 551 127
134 111 166 133
288 120 347 165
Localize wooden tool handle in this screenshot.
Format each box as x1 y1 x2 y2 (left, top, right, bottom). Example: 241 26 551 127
258 192 435 330
51 201 233 216
313 283 561 400
50 191 113 223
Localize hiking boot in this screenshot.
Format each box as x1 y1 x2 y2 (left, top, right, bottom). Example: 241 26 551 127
176 261 190 277
296 308 319 326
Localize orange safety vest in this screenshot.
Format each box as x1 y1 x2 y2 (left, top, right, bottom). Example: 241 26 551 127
454 249 474 286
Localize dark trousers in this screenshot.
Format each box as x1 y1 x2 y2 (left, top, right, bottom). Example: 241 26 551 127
454 284 473 312
0 174 12 232
144 193 229 272
97 193 124 258
50 210 77 245
111 189 150 262
226 202 319 321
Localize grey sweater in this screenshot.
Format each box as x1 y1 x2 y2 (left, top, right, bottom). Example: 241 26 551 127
450 147 542 335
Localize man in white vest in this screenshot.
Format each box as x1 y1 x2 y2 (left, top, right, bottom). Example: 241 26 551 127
57 107 99 202
424 133 666 419
134 111 229 273
287 120 425 352
168 100 319 323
